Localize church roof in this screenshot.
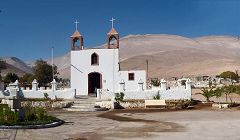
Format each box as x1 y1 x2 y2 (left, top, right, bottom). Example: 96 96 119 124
107 28 118 35
71 30 82 37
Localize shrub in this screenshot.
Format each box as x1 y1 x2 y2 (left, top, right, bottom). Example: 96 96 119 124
0 106 19 125
115 92 124 103
219 71 239 81
0 103 58 126
44 93 49 100
153 93 160 100
151 78 160 86
200 87 215 102
35 107 46 121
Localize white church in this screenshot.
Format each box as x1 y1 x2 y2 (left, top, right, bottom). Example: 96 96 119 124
70 20 146 96
0 20 191 102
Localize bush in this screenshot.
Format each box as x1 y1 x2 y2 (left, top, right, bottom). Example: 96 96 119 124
0 103 57 126
0 105 19 125
153 93 160 100
219 71 239 81
151 78 160 86
115 92 124 103
44 93 49 100
4 73 19 84
24 102 47 121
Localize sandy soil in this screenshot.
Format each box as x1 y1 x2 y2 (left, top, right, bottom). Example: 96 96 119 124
0 105 240 140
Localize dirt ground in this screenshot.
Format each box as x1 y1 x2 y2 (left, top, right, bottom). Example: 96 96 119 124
1 104 240 140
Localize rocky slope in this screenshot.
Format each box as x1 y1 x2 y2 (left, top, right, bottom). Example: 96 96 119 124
0 57 34 77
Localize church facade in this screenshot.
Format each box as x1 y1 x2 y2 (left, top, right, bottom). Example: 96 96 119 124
70 27 146 96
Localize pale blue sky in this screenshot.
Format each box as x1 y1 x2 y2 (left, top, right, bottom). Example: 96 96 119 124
1 0 240 61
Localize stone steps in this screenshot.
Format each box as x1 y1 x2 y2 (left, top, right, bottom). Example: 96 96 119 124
65 108 96 112
71 105 95 108
65 96 108 112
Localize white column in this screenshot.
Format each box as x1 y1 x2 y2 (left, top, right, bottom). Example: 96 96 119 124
138 79 144 91
51 79 57 91
119 79 125 92
97 89 101 99
32 79 38 91
160 79 167 90
9 80 19 89
186 78 192 90
51 79 57 100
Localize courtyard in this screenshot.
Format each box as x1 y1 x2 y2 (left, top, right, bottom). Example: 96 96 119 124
0 105 240 140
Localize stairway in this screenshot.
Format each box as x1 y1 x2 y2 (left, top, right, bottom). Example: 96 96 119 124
65 95 107 112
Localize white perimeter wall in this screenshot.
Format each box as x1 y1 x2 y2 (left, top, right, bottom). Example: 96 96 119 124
20 89 76 99
0 88 76 99
99 88 191 100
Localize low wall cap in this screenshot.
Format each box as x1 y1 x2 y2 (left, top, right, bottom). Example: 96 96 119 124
138 78 143 84
160 79 166 83
120 79 125 84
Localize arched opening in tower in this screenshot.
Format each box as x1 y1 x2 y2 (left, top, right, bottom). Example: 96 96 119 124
73 38 81 48
109 36 117 48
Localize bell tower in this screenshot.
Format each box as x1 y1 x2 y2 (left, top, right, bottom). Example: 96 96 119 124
107 18 119 49
71 20 83 50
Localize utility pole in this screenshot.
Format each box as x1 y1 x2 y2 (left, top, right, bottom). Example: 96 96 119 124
52 47 54 80
52 47 55 99
146 58 149 80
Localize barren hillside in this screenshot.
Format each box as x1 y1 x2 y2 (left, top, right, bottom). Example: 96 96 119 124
3 34 240 79
0 57 34 77
53 34 240 79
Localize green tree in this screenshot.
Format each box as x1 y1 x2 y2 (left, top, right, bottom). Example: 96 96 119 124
19 74 35 87
219 71 239 81
213 87 224 104
3 73 19 84
200 87 215 102
234 85 240 97
222 85 237 103
151 78 160 86
34 59 58 87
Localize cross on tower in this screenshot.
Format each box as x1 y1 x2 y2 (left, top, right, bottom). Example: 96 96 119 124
110 17 116 28
74 20 79 31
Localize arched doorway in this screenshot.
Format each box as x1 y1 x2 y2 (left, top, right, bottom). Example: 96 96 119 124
88 72 102 96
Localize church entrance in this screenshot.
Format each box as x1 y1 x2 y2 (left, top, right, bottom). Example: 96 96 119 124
88 72 102 96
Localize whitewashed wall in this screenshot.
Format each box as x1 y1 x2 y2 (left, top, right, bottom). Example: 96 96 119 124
119 70 146 91
98 79 192 100
0 88 76 100
99 89 191 100
20 89 76 99
159 88 191 100
71 49 120 95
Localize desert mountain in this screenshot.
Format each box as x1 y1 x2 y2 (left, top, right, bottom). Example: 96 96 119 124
0 57 34 77
46 53 70 79
2 34 240 79
53 34 240 79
